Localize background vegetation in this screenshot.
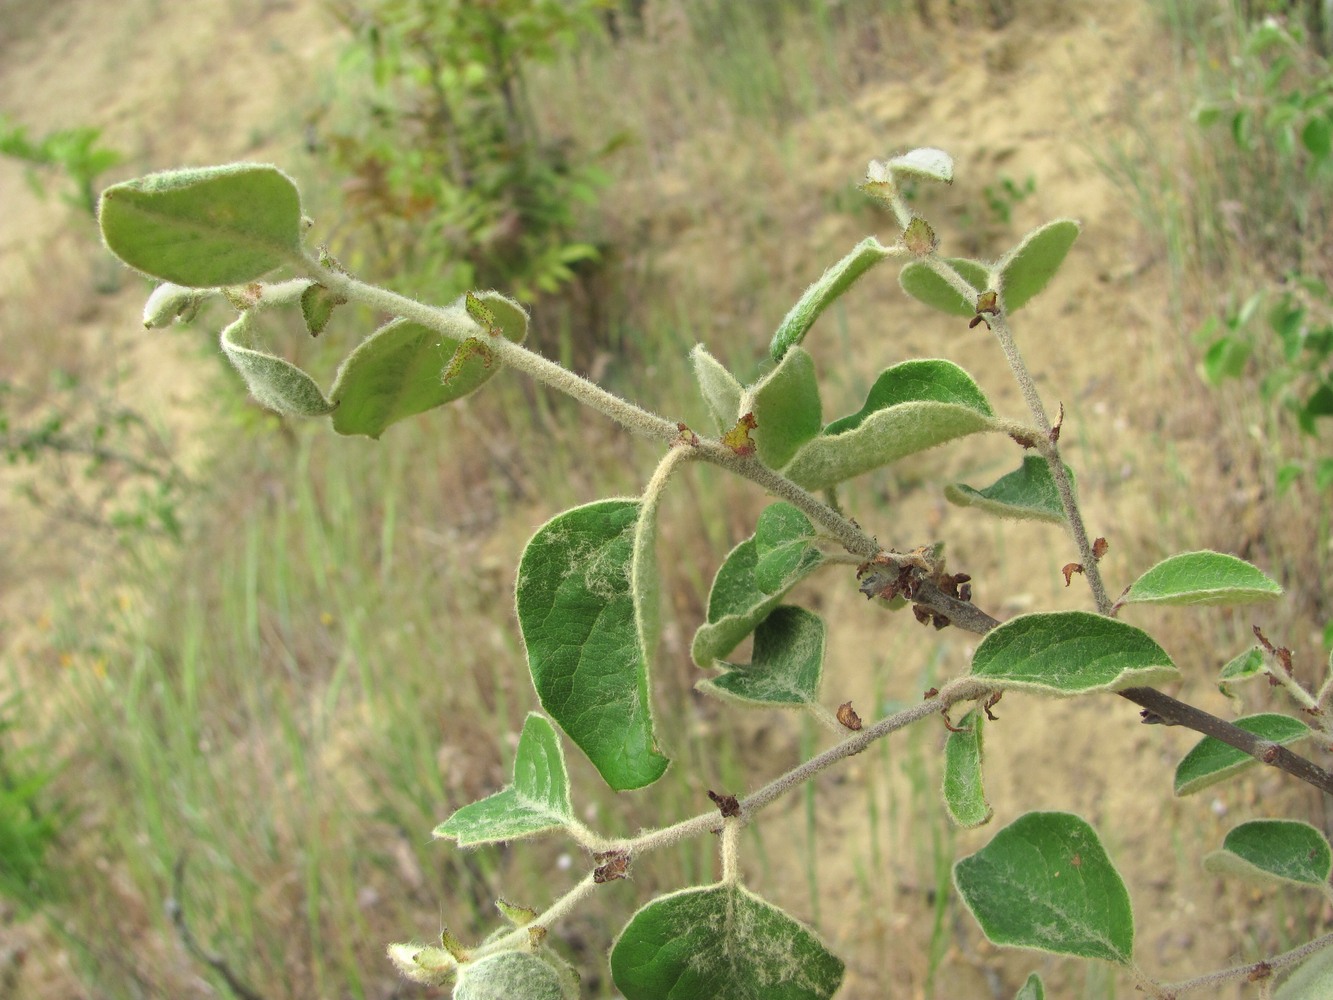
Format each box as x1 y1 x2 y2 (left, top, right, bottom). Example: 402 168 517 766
2 0 1331 997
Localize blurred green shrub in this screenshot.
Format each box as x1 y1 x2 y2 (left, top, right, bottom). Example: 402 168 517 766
0 697 60 911
315 0 614 302
0 113 122 218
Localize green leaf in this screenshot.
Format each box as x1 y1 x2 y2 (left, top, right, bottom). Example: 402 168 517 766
753 503 822 594
1174 714 1312 796
749 347 823 469
219 315 335 417
697 606 825 708
784 359 997 490
300 282 343 336
899 257 991 316
516 500 669 791
1276 944 1333 999
769 237 892 362
1123 550 1282 606
943 709 992 828
954 811 1134 965
996 219 1080 312
1218 646 1265 700
1015 973 1046 1000
329 292 527 438
434 714 573 847
691 344 743 433
454 951 575 1000
970 611 1178 695
99 163 302 286
885 147 954 184
945 455 1072 523
610 883 845 1000
1204 819 1333 889
692 511 826 668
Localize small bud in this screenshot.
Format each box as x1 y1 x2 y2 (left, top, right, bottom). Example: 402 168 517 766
836 702 863 731
143 282 211 328
722 412 758 456
1092 537 1109 560
593 850 631 883
903 217 938 256
496 898 538 926
707 790 741 818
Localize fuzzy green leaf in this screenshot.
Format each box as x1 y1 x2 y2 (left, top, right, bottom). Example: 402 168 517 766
1123 551 1282 607
997 219 1080 312
434 714 573 846
954 811 1134 965
1015 974 1046 1000
769 237 892 361
749 346 823 469
1218 646 1266 700
970 611 1178 695
691 344 743 433
516 500 669 791
610 883 845 1000
300 282 343 336
899 257 991 316
945 455 1072 523
943 709 992 828
697 606 825 708
454 951 575 1000
99 163 302 286
219 315 334 417
692 507 826 668
753 503 822 594
1174 714 1312 796
142 281 213 328
885 147 954 184
783 359 997 489
1276 945 1333 999
1204 819 1333 889
330 292 527 438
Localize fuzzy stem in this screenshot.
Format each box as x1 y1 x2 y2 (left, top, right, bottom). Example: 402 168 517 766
470 874 599 959
1157 929 1333 995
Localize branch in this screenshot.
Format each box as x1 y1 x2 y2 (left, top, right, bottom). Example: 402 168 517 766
907 585 1333 796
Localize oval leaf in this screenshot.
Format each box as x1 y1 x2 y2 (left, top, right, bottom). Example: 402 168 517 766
691 344 743 433
885 147 955 184
697 606 825 708
1123 551 1282 606
434 713 573 847
1015 973 1046 1000
784 359 997 489
610 883 845 1000
970 611 1178 695
331 291 527 438
899 257 991 316
219 316 334 417
1204 819 1333 889
996 219 1080 313
455 951 573 1000
516 500 669 791
943 708 992 828
769 236 892 362
953 811 1134 965
99 163 302 286
692 506 826 668
749 346 823 469
945 455 1072 523
1174 713 1312 796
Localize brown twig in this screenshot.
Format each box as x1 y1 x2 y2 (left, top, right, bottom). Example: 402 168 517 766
167 854 267 1000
